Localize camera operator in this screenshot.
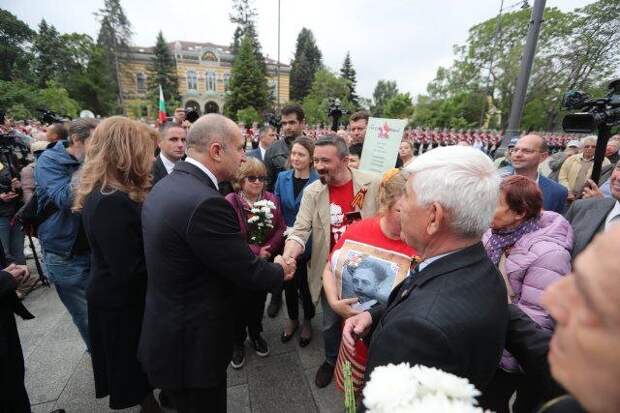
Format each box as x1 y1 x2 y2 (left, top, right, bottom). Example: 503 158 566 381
0 152 25 266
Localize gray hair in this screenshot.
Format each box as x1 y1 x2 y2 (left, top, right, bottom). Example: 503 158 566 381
315 134 349 158
187 113 237 152
404 146 500 237
581 135 597 146
69 118 98 143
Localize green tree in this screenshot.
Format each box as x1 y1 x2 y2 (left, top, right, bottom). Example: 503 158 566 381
370 80 398 117
147 31 179 114
290 28 323 102
302 69 354 126
96 0 132 112
339 52 359 108
383 93 413 119
225 34 270 120
0 9 35 81
31 19 65 88
0 79 79 120
229 0 267 77
236 107 262 126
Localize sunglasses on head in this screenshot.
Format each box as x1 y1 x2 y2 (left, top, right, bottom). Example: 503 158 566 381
245 176 267 183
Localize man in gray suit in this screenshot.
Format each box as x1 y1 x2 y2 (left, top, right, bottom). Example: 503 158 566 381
565 163 620 258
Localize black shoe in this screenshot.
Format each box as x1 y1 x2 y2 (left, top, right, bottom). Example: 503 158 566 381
315 361 335 388
159 389 173 408
230 345 245 369
250 335 270 357
267 295 282 318
299 321 312 347
281 321 299 343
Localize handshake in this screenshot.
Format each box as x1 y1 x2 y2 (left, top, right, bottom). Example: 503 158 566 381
274 255 296 281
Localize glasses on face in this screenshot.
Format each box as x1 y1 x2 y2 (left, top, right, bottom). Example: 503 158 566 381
583 145 596 149
245 176 267 183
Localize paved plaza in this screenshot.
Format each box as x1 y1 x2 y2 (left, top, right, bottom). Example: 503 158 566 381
17 277 344 413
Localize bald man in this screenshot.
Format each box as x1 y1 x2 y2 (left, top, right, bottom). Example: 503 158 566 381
501 134 568 213
139 114 294 413
541 226 620 413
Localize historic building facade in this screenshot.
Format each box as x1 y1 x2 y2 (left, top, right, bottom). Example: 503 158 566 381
119 40 290 118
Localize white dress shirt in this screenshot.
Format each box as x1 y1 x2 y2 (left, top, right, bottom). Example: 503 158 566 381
159 153 176 174
185 157 219 190
605 200 620 230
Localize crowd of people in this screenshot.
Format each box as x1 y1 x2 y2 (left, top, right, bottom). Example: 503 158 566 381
0 103 619 413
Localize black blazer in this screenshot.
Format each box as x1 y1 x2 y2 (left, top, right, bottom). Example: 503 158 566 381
139 161 284 389
81 189 146 309
365 242 509 391
564 197 616 259
151 156 168 187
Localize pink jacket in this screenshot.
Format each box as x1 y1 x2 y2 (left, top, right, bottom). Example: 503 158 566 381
225 191 286 258
483 211 573 371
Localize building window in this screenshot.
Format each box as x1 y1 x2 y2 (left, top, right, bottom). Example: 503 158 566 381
187 71 197 91
223 73 231 92
206 72 216 92
136 72 146 93
268 79 277 100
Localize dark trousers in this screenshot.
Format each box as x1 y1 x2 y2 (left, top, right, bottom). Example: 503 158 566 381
283 255 315 321
233 288 267 345
479 368 540 413
166 383 226 413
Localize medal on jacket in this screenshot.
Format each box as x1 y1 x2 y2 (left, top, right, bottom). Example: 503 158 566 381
351 185 367 209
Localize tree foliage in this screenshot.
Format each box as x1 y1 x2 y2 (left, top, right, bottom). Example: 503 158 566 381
147 31 179 114
340 52 359 108
96 0 132 112
383 93 414 119
229 0 267 78
302 69 355 126
289 28 323 102
0 9 35 81
225 34 270 120
0 80 79 119
418 0 620 131
370 80 399 117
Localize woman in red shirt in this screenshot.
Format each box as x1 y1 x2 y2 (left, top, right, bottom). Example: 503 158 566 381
322 169 418 394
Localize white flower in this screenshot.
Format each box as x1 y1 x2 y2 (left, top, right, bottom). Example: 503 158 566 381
363 363 488 413
248 216 259 224
257 223 264 227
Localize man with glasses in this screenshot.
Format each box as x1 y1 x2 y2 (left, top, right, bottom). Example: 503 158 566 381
500 134 568 213
559 136 610 202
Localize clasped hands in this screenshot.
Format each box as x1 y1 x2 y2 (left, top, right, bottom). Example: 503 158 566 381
5 263 30 285
274 255 296 280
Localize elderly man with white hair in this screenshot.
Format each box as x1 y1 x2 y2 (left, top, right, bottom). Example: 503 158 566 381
343 145 509 398
558 135 610 201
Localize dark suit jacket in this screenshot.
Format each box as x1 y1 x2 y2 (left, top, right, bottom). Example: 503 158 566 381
539 175 568 214
139 161 284 389
246 147 263 162
151 156 168 187
365 242 509 391
564 197 616 259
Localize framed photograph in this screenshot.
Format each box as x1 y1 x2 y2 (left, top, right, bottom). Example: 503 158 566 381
332 240 413 310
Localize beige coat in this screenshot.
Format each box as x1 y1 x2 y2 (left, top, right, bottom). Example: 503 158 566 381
558 153 610 192
288 168 381 304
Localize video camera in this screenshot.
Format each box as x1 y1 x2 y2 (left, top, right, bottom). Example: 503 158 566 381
265 113 281 132
36 108 67 124
327 98 348 132
562 79 620 133
185 107 200 123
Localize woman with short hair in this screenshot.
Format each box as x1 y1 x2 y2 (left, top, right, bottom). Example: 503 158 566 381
74 117 161 412
225 157 286 369
481 175 573 413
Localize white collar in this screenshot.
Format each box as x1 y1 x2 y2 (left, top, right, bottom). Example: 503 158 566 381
417 250 456 272
159 153 176 174
184 157 219 190
605 200 620 230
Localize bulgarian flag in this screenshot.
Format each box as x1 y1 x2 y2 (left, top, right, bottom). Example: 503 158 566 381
158 85 167 123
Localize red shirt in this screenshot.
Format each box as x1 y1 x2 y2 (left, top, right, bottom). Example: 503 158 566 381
331 216 416 257
328 179 355 248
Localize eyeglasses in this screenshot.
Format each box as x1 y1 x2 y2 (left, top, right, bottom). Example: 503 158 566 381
583 145 596 149
510 148 542 155
245 176 267 183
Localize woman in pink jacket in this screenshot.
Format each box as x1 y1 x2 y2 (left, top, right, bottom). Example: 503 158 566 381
225 157 286 370
482 175 573 413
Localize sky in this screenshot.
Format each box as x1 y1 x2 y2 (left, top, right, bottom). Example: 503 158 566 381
4 0 595 100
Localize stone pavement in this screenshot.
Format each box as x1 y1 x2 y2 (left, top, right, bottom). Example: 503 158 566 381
17 285 344 413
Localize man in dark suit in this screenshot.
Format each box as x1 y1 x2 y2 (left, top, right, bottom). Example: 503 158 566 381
501 134 568 213
564 163 620 258
152 122 187 186
343 146 509 397
246 125 277 162
139 114 294 413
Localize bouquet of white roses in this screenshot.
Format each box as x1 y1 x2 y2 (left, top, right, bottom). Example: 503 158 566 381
247 199 275 245
362 363 493 413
